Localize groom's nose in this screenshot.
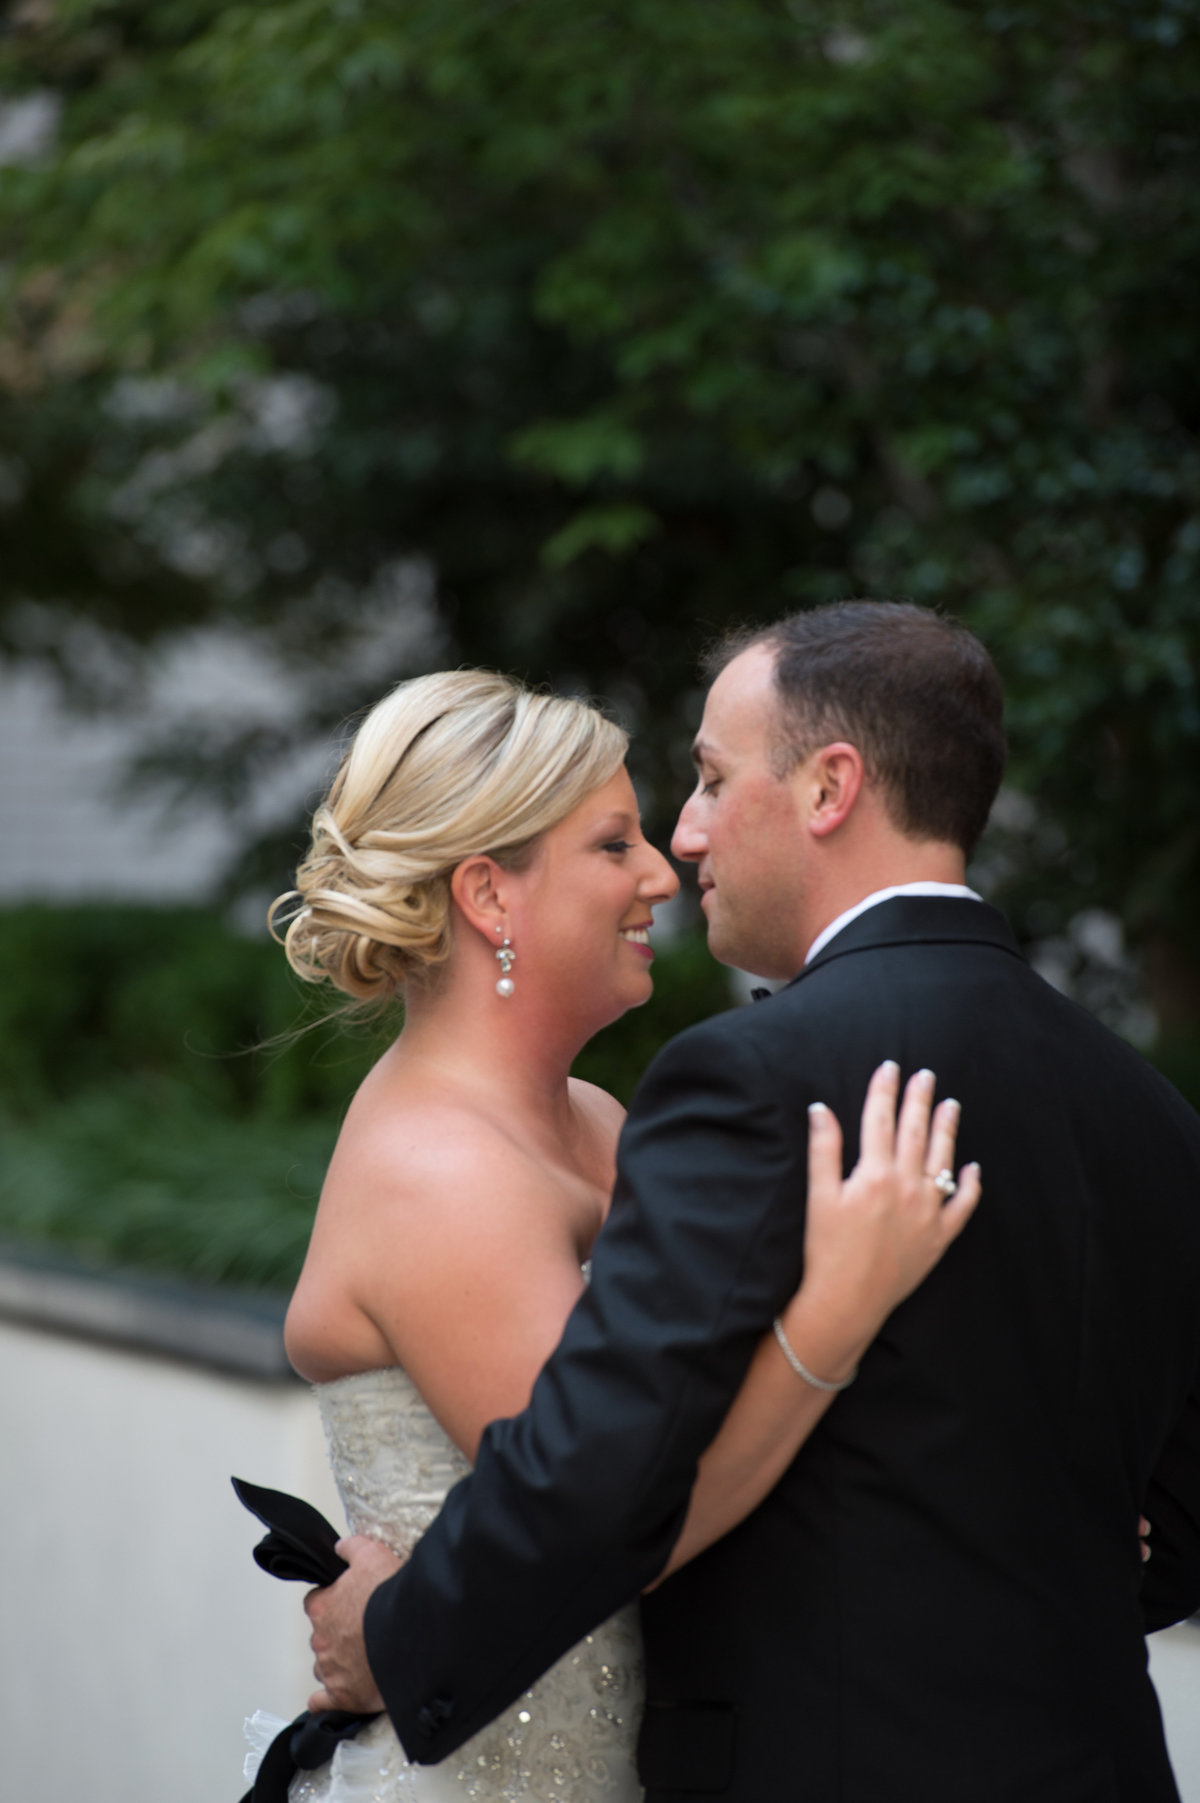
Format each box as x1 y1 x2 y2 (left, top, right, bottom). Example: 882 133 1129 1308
670 794 706 864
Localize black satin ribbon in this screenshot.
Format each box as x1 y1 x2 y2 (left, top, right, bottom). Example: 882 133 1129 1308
232 1476 382 1802
232 1475 350 1585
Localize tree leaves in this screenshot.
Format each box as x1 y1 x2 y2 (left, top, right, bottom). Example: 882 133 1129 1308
1 0 1199 1020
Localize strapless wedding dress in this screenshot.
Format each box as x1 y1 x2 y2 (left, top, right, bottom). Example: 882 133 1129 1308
245 1368 644 1802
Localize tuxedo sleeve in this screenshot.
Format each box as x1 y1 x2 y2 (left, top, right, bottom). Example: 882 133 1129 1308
363 1016 814 1762
1141 1360 1200 1632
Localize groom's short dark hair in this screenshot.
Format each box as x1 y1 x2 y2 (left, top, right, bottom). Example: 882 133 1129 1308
704 600 1006 856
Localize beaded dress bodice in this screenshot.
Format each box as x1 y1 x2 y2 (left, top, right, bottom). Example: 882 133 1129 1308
318 1367 474 1557
282 1367 644 1803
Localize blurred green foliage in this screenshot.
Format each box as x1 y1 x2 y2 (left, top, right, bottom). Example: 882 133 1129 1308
0 902 385 1117
0 0 1197 1019
3 2 1198 1300
0 902 387 1288
0 904 730 1288
0 1085 336 1291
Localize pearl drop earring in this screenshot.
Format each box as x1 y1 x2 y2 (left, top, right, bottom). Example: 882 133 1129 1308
494 935 516 998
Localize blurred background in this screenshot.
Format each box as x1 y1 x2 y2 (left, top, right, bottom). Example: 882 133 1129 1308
1 2 1199 1798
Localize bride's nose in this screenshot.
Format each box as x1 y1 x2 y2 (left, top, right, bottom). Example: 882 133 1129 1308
639 845 680 903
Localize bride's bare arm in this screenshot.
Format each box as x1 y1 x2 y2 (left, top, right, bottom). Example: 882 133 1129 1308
651 1063 981 1583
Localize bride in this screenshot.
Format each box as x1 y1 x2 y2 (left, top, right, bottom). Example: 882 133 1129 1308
246 669 978 1802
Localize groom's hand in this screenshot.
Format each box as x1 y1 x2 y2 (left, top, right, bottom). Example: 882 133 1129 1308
304 1534 402 1713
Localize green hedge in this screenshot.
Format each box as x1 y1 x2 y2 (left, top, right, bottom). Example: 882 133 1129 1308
0 904 730 1292
0 903 387 1119
0 1081 334 1291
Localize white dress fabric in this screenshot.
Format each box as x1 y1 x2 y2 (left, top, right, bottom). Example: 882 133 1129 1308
245 1367 644 1802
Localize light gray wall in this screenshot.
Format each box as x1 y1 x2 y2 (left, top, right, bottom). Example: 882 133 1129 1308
0 1269 341 1803
0 581 434 905
0 637 330 903
0 660 233 900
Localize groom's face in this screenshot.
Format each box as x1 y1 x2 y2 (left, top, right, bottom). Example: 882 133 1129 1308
671 645 812 980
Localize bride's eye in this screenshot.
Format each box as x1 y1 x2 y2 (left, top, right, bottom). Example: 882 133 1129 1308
602 840 634 855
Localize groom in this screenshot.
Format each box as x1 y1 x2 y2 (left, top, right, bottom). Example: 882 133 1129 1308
309 602 1200 1800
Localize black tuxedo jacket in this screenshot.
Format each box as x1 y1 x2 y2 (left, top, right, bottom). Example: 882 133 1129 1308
364 899 1200 1801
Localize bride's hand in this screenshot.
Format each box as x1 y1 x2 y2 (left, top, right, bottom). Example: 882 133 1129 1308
778 1062 981 1384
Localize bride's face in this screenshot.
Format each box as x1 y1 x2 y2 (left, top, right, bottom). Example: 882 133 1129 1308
507 766 679 1029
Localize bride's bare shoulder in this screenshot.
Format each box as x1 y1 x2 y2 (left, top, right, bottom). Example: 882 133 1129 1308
287 1075 566 1381
322 1074 532 1222
318 1044 617 1259
290 1065 594 1394
568 1075 627 1136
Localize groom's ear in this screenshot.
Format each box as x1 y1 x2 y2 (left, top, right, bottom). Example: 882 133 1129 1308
806 741 865 837
450 855 509 941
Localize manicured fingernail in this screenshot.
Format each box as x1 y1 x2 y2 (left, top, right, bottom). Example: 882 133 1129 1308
808 1101 828 1118
881 1059 899 1078
917 1067 935 1084
966 1162 981 1178
943 1097 960 1116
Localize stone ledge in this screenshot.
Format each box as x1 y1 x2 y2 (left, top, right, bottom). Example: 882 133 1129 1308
0 1241 297 1380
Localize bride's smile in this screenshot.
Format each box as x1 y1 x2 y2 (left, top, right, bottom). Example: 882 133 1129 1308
491 764 678 1038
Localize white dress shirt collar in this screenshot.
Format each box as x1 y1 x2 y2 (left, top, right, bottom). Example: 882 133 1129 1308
803 882 982 967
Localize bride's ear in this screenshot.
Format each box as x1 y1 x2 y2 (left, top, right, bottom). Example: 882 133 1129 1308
450 856 510 944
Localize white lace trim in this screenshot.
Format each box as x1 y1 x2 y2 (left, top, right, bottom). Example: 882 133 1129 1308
244 1709 289 1783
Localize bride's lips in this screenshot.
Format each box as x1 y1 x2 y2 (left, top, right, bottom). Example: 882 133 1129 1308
619 923 654 960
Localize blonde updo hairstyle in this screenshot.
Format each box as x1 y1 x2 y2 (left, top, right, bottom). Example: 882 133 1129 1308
271 670 629 1004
